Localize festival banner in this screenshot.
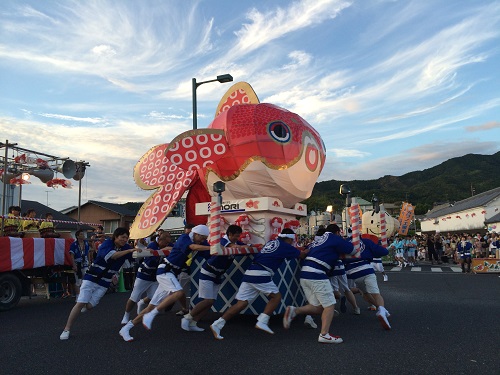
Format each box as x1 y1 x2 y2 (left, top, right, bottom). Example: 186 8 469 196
397 202 414 235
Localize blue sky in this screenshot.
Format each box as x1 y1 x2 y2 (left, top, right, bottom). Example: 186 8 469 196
1 0 499 211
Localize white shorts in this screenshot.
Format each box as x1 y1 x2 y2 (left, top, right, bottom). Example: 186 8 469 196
371 262 385 273
329 274 349 294
395 250 404 257
129 278 158 302
354 273 380 294
235 281 279 302
300 278 336 308
76 280 107 307
348 278 356 290
198 279 220 300
407 249 415 257
149 272 182 306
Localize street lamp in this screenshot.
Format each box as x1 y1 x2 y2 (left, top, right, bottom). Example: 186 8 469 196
192 74 233 130
326 205 334 224
339 184 352 234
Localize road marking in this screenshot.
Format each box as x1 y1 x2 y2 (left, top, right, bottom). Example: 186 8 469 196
431 268 443 272
451 267 462 273
411 267 421 272
390 267 402 271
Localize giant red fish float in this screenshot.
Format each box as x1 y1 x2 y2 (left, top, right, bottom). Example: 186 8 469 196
130 82 326 239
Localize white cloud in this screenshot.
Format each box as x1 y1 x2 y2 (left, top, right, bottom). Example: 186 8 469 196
330 149 371 158
229 0 352 57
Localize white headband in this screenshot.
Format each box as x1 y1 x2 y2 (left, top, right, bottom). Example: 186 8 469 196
278 233 295 239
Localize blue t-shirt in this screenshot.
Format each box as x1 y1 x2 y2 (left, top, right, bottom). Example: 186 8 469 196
157 233 208 277
136 241 162 282
199 236 241 284
242 238 301 284
300 232 354 280
344 238 388 279
84 238 133 288
457 241 473 257
69 240 90 267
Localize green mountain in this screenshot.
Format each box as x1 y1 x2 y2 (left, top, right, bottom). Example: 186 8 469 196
303 151 500 215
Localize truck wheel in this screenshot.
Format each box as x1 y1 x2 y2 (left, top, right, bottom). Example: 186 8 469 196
0 273 22 312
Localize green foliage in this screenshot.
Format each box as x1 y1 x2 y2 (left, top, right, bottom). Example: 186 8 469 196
303 152 500 215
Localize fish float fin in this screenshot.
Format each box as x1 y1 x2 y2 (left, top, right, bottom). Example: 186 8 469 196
215 82 260 117
165 129 228 171
130 143 198 239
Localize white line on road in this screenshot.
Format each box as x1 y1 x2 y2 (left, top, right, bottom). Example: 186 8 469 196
451 267 462 273
431 268 443 272
411 267 421 272
390 267 402 271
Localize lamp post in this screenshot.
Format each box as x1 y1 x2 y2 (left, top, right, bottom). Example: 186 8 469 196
326 205 334 224
339 184 352 234
192 74 233 130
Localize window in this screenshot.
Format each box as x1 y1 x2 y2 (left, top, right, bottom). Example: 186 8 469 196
104 220 119 234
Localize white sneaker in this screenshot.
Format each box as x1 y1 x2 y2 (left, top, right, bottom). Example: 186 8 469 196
304 315 317 329
188 322 205 332
376 310 391 330
210 323 224 340
353 307 361 315
255 321 274 334
119 324 134 342
181 317 191 331
142 311 155 330
383 274 388 282
334 309 340 317
59 330 70 340
318 333 343 344
283 306 296 329
137 300 146 315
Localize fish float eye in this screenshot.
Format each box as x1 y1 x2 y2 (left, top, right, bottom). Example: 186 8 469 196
268 121 291 143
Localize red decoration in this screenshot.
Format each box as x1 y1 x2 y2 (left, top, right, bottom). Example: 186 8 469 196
9 177 30 185
270 217 283 233
46 178 72 188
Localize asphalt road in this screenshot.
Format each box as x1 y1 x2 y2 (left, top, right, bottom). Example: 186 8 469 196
1 269 499 375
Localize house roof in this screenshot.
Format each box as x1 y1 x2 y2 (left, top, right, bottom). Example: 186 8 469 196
424 187 500 219
485 211 500 224
86 200 140 216
20 200 93 230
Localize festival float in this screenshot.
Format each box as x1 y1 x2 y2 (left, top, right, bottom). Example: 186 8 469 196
130 82 326 313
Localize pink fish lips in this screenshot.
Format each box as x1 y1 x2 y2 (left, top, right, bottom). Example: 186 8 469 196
130 82 326 239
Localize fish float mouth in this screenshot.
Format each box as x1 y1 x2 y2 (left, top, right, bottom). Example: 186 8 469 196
302 132 323 173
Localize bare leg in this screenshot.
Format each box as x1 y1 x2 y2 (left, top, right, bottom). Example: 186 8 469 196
320 305 336 335
190 299 215 321
263 292 281 316
221 300 248 321
63 302 87 331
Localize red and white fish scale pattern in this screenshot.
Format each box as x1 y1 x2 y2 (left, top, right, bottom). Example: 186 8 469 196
135 144 197 231
217 89 251 116
167 133 227 171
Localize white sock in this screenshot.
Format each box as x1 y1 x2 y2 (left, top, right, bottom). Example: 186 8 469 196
257 313 270 324
214 317 226 327
184 313 193 320
125 320 134 329
123 312 130 320
150 308 159 317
